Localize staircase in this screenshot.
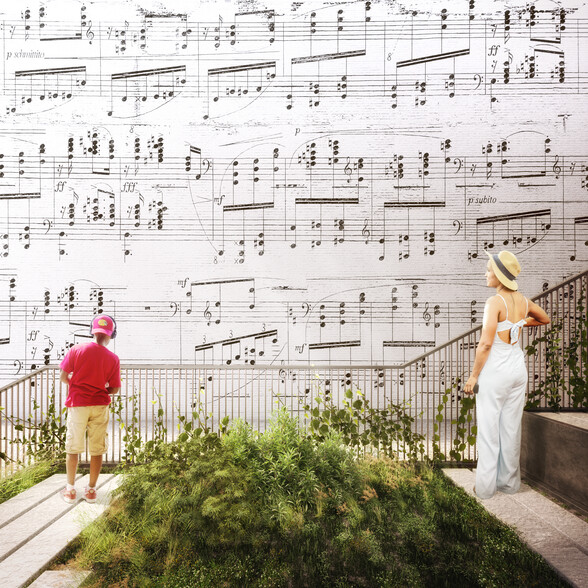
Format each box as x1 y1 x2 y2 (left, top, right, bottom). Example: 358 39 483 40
0 473 119 588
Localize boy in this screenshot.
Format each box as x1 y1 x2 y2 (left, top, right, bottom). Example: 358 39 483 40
59 315 121 503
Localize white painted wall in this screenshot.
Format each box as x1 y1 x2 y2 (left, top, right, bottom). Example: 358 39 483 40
1 0 586 386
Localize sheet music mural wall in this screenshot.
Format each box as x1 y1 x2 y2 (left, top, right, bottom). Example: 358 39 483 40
0 0 587 386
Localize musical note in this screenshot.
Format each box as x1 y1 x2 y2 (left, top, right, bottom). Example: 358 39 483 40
13 67 86 112
475 209 552 256
570 217 588 262
205 61 276 118
108 66 186 116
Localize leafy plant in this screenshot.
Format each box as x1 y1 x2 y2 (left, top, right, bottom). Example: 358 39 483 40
303 389 426 461
565 287 588 408
138 393 168 462
111 390 171 465
0 387 66 464
175 384 214 443
110 391 142 464
525 322 564 410
525 284 587 411
432 377 477 462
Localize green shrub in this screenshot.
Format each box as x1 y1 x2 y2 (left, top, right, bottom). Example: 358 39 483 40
78 411 567 587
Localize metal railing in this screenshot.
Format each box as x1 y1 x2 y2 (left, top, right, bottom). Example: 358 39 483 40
1 270 586 466
524 270 588 410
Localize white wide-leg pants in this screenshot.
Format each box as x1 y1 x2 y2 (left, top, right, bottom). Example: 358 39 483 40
475 344 528 499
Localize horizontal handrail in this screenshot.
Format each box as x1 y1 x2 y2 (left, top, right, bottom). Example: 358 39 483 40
2 269 585 396
531 268 588 300
0 367 55 395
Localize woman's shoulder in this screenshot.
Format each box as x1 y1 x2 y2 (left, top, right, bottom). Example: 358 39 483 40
483 295 504 321
485 294 505 306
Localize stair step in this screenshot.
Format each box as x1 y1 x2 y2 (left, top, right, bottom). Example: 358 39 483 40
0 474 120 588
0 474 96 563
0 473 84 530
28 569 91 588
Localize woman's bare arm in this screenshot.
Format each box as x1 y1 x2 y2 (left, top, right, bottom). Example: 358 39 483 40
464 296 500 394
524 299 550 327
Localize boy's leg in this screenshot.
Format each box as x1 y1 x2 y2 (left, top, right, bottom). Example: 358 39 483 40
66 453 79 486
87 405 110 488
65 407 89 484
89 455 103 487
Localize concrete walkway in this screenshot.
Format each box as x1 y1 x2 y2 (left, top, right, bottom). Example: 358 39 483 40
444 468 588 588
0 473 119 588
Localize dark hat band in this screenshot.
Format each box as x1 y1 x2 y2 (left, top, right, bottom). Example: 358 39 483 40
491 254 516 282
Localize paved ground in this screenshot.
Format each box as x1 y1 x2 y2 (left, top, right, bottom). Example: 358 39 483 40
444 468 588 588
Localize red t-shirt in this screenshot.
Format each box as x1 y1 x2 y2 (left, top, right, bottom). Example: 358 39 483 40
60 342 121 407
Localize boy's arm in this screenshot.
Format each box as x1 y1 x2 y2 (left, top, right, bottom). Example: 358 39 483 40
60 370 71 385
106 359 122 395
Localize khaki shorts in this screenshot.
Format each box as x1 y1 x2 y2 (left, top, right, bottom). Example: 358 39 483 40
65 405 110 456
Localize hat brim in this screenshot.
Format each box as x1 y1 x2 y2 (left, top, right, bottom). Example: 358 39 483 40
485 251 518 290
92 328 114 336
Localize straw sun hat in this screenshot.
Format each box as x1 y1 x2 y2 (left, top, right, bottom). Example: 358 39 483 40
485 250 521 291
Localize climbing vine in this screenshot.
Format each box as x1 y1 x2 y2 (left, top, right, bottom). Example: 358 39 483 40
525 284 587 410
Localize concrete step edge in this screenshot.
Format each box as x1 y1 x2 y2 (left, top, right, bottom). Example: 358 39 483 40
444 468 588 551
443 468 588 588
28 569 91 588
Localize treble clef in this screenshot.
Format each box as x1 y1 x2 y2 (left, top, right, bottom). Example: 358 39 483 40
343 157 352 182
552 154 562 178
204 301 212 325
422 302 432 326
362 219 370 243
86 20 94 43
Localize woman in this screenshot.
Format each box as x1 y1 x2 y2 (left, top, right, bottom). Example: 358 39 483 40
464 251 550 499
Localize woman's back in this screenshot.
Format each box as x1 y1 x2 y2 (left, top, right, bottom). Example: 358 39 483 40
495 291 528 345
